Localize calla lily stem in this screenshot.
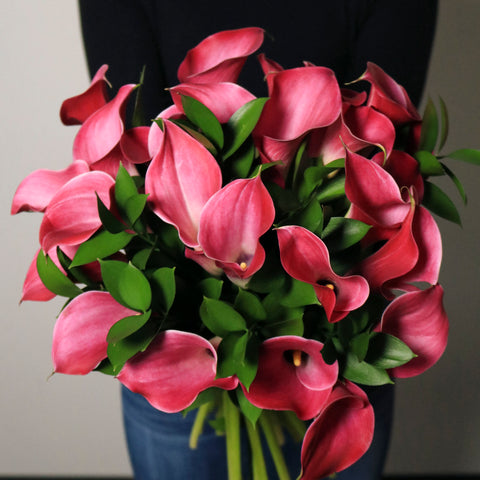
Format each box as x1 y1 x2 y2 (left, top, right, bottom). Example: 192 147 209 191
223 391 242 480
245 418 268 480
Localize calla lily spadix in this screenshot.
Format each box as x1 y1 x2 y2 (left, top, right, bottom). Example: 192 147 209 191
117 330 238 413
243 336 338 420
299 380 374 480
277 226 370 323
145 120 222 248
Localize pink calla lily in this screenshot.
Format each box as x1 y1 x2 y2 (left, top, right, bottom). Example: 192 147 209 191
73 84 136 165
385 206 442 291
169 82 256 124
52 291 138 375
356 202 418 296
39 171 114 252
253 66 342 172
257 53 284 95
382 150 424 200
177 27 264 84
117 330 238 413
21 249 58 302
345 150 410 227
145 120 222 248
119 126 151 164
380 285 448 378
299 380 374 480
60 64 109 125
198 175 275 282
11 160 90 214
308 105 395 165
360 62 421 125
243 336 338 420
277 226 369 323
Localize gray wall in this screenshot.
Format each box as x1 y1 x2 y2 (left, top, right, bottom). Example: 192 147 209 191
1 1 479 476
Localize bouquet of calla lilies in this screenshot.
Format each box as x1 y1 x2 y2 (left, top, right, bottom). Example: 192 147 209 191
12 27 480 480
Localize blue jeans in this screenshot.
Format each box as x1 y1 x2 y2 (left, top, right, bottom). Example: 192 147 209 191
121 384 394 479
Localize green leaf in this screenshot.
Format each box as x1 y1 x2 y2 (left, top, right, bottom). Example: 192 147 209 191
321 217 371 252
97 194 125 233
106 311 152 344
115 164 139 211
365 333 416 369
200 297 247 337
181 95 224 149
70 229 134 267
131 247 154 270
280 279 318 308
225 138 255 179
107 321 158 373
236 388 262 426
419 97 438 152
235 290 267 322
36 250 83 298
125 194 149 227
441 162 467 204
100 260 152 312
342 353 393 386
438 96 449 151
284 199 323 232
445 148 480 166
422 181 462 225
198 278 223 300
223 97 268 159
316 175 345 203
415 150 445 176
236 335 260 390
349 332 371 362
150 267 176 314
216 331 249 378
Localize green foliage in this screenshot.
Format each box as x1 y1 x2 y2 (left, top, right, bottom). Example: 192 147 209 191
423 181 462 225
100 259 152 312
199 297 247 337
36 250 83 298
321 217 371 252
223 97 268 160
182 95 224 150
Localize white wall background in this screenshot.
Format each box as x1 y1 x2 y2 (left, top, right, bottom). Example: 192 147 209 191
1 1 479 476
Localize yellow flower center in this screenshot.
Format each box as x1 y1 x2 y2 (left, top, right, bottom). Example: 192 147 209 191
240 262 248 271
292 350 303 367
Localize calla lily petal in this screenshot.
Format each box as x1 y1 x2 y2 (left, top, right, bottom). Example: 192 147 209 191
117 330 237 413
300 381 374 480
345 150 410 227
257 53 284 95
361 62 421 125
120 126 151 164
52 291 137 375
357 203 418 295
11 160 90 214
380 285 448 378
386 206 442 291
244 336 338 420
39 171 114 252
73 84 135 164
21 249 57 302
198 176 275 278
170 82 256 124
145 120 222 248
277 226 369 322
177 27 264 84
60 64 109 125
